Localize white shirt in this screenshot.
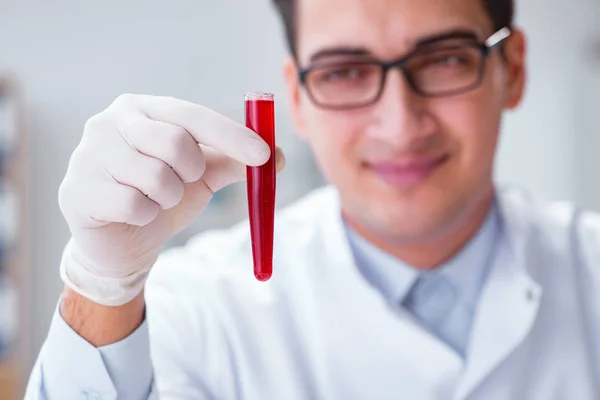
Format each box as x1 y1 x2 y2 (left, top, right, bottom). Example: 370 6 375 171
26 186 600 399
346 201 500 357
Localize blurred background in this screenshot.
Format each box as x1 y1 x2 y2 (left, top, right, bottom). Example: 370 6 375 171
0 0 599 397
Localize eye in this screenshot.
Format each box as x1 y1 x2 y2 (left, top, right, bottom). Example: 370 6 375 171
308 63 380 89
417 47 480 70
321 67 363 82
429 54 469 66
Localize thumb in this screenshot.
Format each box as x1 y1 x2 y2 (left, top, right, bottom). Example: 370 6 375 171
202 145 286 193
162 146 286 234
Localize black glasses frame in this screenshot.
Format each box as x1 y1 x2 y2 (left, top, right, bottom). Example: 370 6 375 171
298 27 512 110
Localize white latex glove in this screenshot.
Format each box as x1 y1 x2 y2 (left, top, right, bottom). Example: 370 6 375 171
58 94 284 306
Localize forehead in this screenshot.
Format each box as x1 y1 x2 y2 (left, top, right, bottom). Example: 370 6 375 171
296 0 493 64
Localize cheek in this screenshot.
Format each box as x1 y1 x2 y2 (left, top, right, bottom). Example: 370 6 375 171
438 89 503 173
302 107 365 180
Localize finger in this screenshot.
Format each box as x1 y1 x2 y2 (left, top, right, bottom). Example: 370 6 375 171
274 147 286 172
119 117 206 183
92 179 161 227
135 95 271 167
201 146 286 193
103 138 185 210
162 147 286 234
61 168 161 228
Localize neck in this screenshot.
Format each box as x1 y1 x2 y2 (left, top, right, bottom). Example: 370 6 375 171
346 189 495 270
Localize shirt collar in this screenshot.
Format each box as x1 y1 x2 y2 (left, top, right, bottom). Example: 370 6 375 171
344 200 501 306
345 224 418 303
437 202 500 307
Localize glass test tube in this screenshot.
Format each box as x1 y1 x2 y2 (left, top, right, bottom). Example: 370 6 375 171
245 92 276 281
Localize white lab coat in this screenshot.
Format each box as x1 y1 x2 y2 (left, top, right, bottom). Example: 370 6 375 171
142 185 600 399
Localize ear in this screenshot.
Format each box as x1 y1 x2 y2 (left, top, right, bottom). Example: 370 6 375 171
503 29 527 109
283 56 309 140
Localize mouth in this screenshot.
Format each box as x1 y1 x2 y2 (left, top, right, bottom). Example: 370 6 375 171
366 154 450 188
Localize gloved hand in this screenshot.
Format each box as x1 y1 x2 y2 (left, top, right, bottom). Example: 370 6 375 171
58 94 285 306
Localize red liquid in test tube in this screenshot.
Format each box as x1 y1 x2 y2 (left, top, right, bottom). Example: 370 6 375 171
245 92 276 281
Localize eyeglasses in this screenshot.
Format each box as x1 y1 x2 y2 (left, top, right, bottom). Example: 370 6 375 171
298 27 512 110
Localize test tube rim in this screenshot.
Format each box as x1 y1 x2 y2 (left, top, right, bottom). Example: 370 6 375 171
245 92 274 101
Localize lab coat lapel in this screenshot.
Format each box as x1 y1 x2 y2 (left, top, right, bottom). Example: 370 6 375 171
313 186 544 398
454 189 543 400
313 187 463 396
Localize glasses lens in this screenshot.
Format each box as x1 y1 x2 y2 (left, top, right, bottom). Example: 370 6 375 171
306 62 383 108
406 46 483 95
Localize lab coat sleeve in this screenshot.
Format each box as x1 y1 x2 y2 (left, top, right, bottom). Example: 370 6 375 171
143 244 238 400
576 210 600 383
24 302 154 400
26 227 250 400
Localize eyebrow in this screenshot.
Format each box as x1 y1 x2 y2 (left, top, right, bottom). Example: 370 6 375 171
309 48 371 63
416 29 479 46
308 28 481 63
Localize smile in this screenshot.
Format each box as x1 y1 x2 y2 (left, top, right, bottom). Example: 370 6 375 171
367 154 450 187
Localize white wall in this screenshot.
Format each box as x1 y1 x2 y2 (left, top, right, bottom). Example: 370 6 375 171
571 0 600 209
496 0 600 205
0 0 598 372
0 0 310 369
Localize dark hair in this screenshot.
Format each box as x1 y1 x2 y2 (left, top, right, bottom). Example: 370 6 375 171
272 0 514 57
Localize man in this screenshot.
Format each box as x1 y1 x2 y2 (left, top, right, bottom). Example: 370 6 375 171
26 0 600 398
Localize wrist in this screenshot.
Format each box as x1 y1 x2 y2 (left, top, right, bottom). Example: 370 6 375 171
60 286 145 347
60 238 153 306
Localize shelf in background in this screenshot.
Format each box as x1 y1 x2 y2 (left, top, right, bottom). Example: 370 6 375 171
0 361 17 399
0 77 29 399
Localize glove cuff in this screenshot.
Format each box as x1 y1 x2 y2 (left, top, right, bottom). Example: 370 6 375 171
59 239 150 307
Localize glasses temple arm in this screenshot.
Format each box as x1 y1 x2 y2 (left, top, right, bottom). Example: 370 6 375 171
485 27 512 49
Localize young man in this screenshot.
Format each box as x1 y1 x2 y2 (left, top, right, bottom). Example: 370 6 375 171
27 0 600 398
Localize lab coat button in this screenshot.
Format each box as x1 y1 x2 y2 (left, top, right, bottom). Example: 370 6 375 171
526 288 537 302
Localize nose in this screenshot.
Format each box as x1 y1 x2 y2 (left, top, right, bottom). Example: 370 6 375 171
367 69 436 151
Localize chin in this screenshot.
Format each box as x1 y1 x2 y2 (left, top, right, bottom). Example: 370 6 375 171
371 202 453 241
345 179 473 242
